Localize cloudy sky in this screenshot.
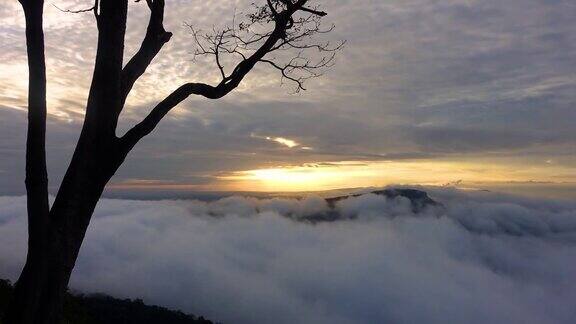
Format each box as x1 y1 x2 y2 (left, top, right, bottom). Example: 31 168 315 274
1 0 575 195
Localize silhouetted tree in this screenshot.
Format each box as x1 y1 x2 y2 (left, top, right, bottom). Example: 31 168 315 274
5 0 341 323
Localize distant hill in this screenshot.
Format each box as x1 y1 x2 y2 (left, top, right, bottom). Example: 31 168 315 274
295 188 443 223
325 188 442 212
0 279 216 324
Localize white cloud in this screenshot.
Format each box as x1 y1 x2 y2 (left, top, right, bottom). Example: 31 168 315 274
266 137 300 148
1 188 576 323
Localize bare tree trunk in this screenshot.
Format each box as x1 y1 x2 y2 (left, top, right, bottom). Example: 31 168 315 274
6 199 105 324
6 145 126 324
6 141 117 324
5 0 51 323
6 1 129 322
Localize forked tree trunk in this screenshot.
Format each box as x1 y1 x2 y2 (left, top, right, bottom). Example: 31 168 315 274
6 144 124 324
7 226 84 324
6 0 130 321
7 204 103 324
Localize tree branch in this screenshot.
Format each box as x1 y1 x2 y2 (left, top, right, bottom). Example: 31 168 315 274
120 0 342 150
52 4 95 14
300 6 326 16
82 0 129 134
120 83 220 151
121 12 291 150
120 0 172 109
120 23 284 150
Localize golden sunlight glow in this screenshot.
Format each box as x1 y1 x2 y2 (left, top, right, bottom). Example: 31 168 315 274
217 160 576 192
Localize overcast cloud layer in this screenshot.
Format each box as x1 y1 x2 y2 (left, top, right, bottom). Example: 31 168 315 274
0 0 575 193
1 188 576 324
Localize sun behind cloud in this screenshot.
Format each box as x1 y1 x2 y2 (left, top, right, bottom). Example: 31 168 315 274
216 159 576 193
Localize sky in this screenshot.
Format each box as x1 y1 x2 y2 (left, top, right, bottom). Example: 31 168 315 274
1 0 575 195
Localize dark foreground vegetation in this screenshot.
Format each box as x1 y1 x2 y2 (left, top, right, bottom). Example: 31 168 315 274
0 279 215 324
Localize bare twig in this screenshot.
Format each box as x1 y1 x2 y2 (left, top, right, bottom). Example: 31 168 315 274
52 3 95 14
188 0 344 93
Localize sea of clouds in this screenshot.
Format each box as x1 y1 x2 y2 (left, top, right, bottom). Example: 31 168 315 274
1 188 576 324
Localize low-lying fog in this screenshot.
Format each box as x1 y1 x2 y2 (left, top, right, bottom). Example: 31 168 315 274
1 187 575 324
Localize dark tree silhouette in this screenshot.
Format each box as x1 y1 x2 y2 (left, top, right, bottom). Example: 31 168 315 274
5 0 341 323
